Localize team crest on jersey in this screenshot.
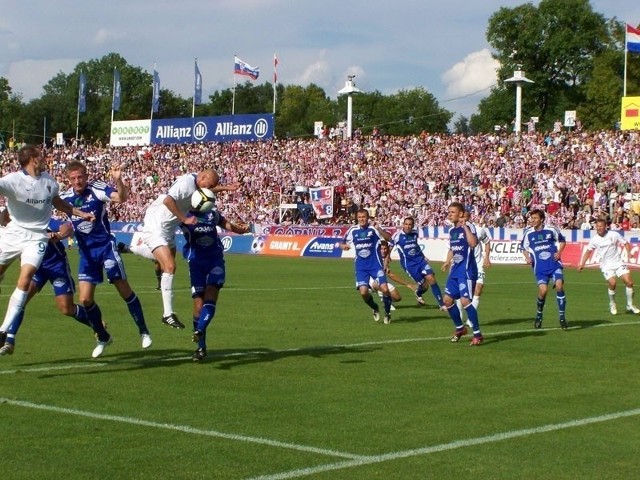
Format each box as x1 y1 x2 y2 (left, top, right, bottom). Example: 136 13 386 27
74 198 83 207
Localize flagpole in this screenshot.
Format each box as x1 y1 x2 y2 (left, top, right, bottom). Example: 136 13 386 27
151 62 156 120
75 71 82 142
111 67 116 125
192 58 196 118
624 26 628 97
232 74 236 116
273 53 277 114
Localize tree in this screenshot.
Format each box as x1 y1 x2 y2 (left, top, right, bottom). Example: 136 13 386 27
475 0 611 132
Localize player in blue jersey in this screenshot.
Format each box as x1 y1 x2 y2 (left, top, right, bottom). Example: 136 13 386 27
0 217 113 357
520 208 567 330
391 216 446 309
340 209 394 324
180 207 249 361
441 202 484 345
60 160 152 355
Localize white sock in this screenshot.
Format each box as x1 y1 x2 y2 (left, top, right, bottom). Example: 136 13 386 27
160 273 174 317
472 295 480 310
456 299 465 320
626 287 634 307
608 289 616 304
0 288 28 331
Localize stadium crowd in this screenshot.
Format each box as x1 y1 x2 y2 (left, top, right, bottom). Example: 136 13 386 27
1 128 639 229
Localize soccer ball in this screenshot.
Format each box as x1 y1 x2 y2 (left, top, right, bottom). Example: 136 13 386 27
190 188 216 213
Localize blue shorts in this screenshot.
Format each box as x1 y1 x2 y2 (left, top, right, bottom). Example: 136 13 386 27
188 256 226 298
78 238 127 284
355 266 387 289
534 268 564 286
33 259 76 297
404 260 435 285
444 276 475 300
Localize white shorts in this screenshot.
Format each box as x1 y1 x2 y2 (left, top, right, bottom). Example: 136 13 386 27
141 203 179 251
369 278 396 294
601 263 630 281
0 223 48 268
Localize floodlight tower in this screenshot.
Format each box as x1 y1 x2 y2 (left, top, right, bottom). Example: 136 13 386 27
504 66 534 136
337 75 363 139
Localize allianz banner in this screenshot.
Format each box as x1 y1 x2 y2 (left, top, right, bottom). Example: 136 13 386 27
110 114 273 146
150 114 273 144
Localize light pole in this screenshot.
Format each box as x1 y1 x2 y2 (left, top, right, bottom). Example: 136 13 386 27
504 66 534 136
337 75 362 139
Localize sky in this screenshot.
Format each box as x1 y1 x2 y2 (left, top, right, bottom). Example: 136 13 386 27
1 0 639 122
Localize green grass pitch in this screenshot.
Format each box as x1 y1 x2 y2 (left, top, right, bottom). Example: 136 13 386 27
1 252 639 479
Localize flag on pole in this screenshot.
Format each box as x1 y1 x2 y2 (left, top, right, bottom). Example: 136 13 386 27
627 24 640 53
78 72 87 113
273 53 278 84
194 60 202 105
112 69 121 111
152 68 160 113
234 55 260 80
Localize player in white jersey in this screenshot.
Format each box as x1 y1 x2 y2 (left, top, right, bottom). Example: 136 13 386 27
577 217 640 315
141 169 239 329
0 145 94 354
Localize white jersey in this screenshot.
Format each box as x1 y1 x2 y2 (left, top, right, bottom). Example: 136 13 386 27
586 230 627 270
0 170 59 231
144 173 198 229
471 223 491 267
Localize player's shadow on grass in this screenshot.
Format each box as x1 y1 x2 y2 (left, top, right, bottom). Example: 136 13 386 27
29 345 380 377
211 344 379 370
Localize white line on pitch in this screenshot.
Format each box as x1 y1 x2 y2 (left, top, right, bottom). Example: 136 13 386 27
0 362 109 375
245 407 640 480
0 397 365 460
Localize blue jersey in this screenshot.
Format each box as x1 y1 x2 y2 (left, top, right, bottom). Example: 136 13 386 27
343 225 386 271
39 217 69 271
448 223 478 281
60 180 115 251
391 229 428 272
520 225 565 275
180 210 226 261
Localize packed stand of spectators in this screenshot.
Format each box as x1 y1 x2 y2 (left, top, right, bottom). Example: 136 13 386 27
1 129 639 230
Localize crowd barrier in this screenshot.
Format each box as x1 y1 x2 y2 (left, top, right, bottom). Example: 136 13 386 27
111 222 640 268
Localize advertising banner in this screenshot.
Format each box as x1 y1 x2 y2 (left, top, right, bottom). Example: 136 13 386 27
110 120 152 146
150 114 273 144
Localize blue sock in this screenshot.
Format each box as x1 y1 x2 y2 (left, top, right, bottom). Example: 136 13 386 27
72 304 91 327
196 302 216 349
447 303 464 329
465 304 481 335
430 283 444 306
537 297 545 315
415 285 426 296
557 290 566 318
124 293 149 335
382 295 392 315
86 303 109 342
7 309 25 338
364 294 378 310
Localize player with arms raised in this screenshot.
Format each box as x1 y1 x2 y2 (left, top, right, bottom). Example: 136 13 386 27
60 160 151 356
